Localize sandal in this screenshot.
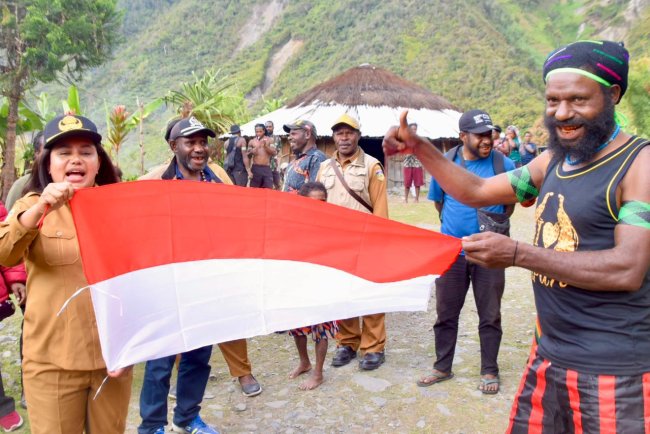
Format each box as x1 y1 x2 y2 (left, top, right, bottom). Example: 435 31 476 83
478 376 500 395
416 371 454 387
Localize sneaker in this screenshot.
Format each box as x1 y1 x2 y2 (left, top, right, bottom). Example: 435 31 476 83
168 384 177 400
153 428 165 434
0 411 23 432
171 415 219 434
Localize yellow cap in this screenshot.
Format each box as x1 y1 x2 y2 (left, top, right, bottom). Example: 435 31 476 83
331 113 360 131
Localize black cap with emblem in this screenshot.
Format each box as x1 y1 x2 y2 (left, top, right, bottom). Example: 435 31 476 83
169 116 216 140
43 114 103 149
458 109 495 134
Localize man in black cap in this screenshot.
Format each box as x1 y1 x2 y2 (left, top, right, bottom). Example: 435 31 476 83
282 119 326 193
417 109 514 394
139 116 262 434
223 124 251 187
384 40 649 432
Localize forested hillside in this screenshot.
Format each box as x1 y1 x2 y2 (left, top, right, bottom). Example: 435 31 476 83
34 0 650 176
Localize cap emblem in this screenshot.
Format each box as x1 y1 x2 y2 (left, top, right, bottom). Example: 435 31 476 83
58 115 83 132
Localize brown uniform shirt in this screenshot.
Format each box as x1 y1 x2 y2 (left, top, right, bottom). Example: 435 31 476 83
0 194 105 371
317 148 388 218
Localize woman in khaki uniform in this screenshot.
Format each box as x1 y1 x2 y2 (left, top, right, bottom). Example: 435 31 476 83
0 114 131 434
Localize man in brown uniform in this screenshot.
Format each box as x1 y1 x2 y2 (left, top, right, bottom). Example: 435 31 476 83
316 113 389 370
248 123 277 188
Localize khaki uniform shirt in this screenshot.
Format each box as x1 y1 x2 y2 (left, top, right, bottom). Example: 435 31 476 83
316 148 388 218
0 194 105 370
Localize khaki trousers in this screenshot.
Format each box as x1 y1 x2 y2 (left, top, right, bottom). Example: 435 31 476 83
218 338 252 377
336 313 386 353
23 360 132 434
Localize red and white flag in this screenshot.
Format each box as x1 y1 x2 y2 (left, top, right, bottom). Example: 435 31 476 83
69 181 461 371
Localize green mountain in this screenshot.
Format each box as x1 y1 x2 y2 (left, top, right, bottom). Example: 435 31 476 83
34 0 650 177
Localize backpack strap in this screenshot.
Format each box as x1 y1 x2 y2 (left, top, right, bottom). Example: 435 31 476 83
444 145 464 167
491 149 505 175
439 146 505 202
226 136 238 154
440 145 463 204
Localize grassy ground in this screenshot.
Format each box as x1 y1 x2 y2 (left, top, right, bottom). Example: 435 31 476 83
0 194 538 433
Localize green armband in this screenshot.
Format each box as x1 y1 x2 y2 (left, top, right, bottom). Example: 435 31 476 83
507 166 539 204
618 201 650 229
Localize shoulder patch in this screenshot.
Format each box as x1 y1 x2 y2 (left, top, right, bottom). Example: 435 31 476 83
375 167 385 182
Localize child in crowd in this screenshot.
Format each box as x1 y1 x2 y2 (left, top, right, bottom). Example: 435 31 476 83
287 182 338 390
0 201 26 432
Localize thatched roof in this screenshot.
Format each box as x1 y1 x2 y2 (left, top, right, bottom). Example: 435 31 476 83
286 64 459 111
233 64 462 139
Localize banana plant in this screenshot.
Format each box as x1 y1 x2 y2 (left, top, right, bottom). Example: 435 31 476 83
0 98 43 170
62 85 82 115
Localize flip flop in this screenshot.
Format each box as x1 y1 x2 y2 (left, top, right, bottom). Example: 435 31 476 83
416 372 454 387
478 376 500 395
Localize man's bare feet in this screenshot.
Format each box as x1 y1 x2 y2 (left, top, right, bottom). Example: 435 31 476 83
298 373 323 390
288 362 312 379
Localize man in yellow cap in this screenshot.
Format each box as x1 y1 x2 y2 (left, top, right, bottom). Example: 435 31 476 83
316 113 388 370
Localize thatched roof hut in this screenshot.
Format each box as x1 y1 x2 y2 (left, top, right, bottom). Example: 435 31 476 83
236 64 463 188
239 64 462 140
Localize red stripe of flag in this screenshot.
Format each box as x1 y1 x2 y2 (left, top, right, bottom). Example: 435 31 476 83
69 181 461 284
528 359 551 434
566 369 583 434
598 375 617 434
643 372 650 434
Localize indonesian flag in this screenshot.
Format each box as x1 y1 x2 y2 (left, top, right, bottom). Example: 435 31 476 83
69 181 461 371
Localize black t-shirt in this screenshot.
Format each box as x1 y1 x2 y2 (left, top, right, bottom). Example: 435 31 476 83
532 137 649 375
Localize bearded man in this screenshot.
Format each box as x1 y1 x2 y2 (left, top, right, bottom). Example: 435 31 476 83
383 41 649 433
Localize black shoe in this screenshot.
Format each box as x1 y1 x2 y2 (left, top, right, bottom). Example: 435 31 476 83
359 352 385 370
331 346 357 367
240 375 262 397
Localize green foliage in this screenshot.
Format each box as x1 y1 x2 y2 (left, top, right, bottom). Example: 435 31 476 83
256 97 286 117
62 85 82 115
164 69 248 135
28 0 650 179
33 92 56 122
18 0 122 83
0 98 43 146
0 0 121 198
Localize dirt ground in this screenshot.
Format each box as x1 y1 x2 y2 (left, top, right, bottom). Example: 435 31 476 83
0 195 538 433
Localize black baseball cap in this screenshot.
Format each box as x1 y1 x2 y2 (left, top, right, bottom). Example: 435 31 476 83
169 116 216 140
164 118 182 141
43 114 102 149
458 109 495 134
283 119 317 138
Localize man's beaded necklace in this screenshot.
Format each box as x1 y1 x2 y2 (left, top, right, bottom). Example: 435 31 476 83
565 125 620 166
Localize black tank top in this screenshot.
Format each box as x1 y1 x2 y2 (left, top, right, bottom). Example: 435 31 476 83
227 137 245 171
532 136 650 375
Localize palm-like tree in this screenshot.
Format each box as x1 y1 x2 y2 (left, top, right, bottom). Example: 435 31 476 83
164 69 248 135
